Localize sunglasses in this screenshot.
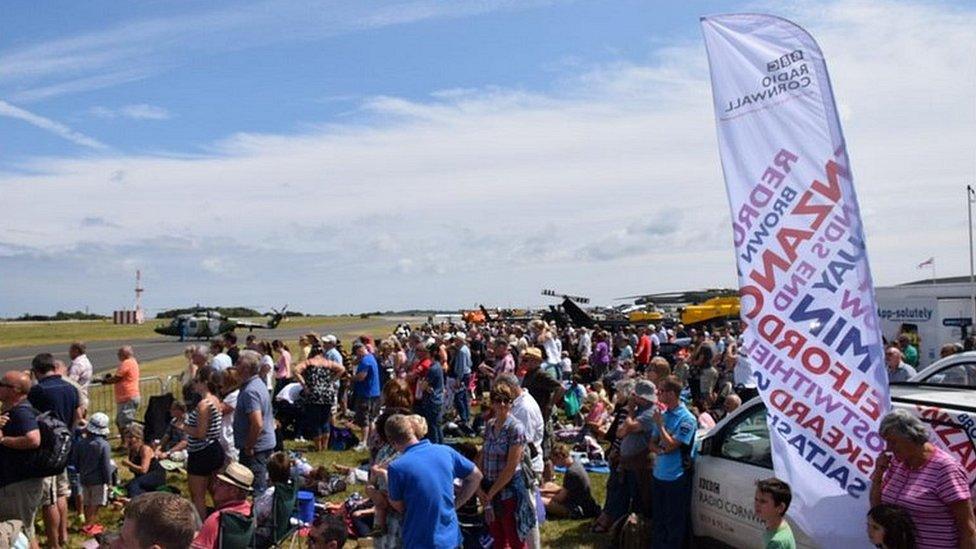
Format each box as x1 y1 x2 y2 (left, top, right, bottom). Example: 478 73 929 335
0 382 14 389
490 395 512 405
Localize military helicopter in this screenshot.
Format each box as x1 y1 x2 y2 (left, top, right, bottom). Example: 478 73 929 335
154 306 287 339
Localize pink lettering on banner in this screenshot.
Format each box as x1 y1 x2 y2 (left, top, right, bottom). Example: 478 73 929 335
735 147 885 499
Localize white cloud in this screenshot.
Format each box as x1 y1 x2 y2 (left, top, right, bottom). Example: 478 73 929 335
90 104 171 121
0 99 108 150
0 0 973 315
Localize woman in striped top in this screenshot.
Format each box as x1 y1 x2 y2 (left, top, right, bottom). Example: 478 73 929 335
183 365 225 519
870 409 975 549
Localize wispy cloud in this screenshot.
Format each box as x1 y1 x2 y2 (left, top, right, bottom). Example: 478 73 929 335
89 104 171 121
0 100 108 150
79 216 120 229
0 0 555 103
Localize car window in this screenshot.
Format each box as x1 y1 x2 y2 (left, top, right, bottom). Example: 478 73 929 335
922 362 976 388
718 404 773 468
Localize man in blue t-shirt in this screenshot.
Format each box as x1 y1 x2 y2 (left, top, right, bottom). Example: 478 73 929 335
352 341 380 451
385 414 482 549
649 375 698 549
233 350 276 495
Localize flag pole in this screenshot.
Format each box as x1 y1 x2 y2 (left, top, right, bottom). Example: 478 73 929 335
931 259 936 285
968 185 975 330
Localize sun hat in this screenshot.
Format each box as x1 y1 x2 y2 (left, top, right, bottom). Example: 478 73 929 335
86 412 110 436
521 347 543 361
216 462 254 492
322 334 337 345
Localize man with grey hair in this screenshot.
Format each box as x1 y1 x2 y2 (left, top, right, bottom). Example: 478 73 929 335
233 350 275 494
384 414 482 549
884 346 917 384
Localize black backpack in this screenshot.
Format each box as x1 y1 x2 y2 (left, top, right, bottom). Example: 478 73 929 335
31 410 73 477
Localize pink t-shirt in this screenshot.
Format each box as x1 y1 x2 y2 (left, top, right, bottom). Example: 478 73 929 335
585 401 606 424
881 447 972 549
275 349 291 379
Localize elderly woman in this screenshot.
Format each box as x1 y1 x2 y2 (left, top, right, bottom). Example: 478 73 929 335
870 409 975 548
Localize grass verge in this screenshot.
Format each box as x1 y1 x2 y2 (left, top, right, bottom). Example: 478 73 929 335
0 315 374 349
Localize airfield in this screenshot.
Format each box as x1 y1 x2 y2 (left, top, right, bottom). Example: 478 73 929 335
0 315 407 374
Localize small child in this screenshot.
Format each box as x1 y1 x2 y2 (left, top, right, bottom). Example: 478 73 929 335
754 477 796 549
74 412 115 535
155 401 188 462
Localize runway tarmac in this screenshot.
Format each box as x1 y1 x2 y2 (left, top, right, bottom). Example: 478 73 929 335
0 317 404 375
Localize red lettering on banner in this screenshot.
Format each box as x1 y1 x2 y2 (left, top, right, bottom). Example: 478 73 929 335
740 285 764 319
750 249 791 292
948 440 976 473
784 400 812 424
791 191 833 230
774 328 806 359
810 160 846 203
772 149 799 173
777 227 814 261
802 414 826 438
801 346 831 375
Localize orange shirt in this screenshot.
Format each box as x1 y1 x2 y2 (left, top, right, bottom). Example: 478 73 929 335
114 357 140 403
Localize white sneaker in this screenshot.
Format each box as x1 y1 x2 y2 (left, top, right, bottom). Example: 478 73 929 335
353 443 368 452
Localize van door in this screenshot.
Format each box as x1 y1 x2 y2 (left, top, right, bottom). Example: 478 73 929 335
694 401 816 548
694 403 771 547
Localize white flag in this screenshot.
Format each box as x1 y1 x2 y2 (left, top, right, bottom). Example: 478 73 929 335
701 14 889 548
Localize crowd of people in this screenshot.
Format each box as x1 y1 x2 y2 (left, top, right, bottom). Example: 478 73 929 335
0 316 972 548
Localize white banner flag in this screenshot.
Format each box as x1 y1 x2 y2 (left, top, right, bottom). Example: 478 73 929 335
701 14 889 548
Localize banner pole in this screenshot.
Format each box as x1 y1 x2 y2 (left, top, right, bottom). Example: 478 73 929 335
968 185 975 331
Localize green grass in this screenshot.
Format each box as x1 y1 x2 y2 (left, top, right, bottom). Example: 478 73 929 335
63 440 613 548
0 315 374 349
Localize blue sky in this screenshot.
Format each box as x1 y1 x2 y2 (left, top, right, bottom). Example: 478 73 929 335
1 0 974 316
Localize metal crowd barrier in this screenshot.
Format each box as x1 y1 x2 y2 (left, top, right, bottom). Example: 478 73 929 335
86 376 167 438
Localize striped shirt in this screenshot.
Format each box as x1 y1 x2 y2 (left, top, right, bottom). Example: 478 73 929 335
881 447 971 549
185 400 223 452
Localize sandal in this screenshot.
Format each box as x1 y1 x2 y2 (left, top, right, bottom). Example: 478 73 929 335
590 522 610 534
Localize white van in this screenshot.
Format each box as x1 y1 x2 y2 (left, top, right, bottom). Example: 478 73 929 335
692 383 976 548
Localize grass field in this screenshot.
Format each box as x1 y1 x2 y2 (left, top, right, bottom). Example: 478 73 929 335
64 438 610 548
0 315 372 348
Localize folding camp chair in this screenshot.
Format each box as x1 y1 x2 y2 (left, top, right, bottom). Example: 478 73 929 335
217 510 256 549
255 482 300 549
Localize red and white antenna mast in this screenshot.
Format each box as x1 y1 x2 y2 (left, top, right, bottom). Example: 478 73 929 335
134 270 145 323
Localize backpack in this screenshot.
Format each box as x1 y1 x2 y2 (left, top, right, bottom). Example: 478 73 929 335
610 512 652 549
31 410 73 477
563 386 583 418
